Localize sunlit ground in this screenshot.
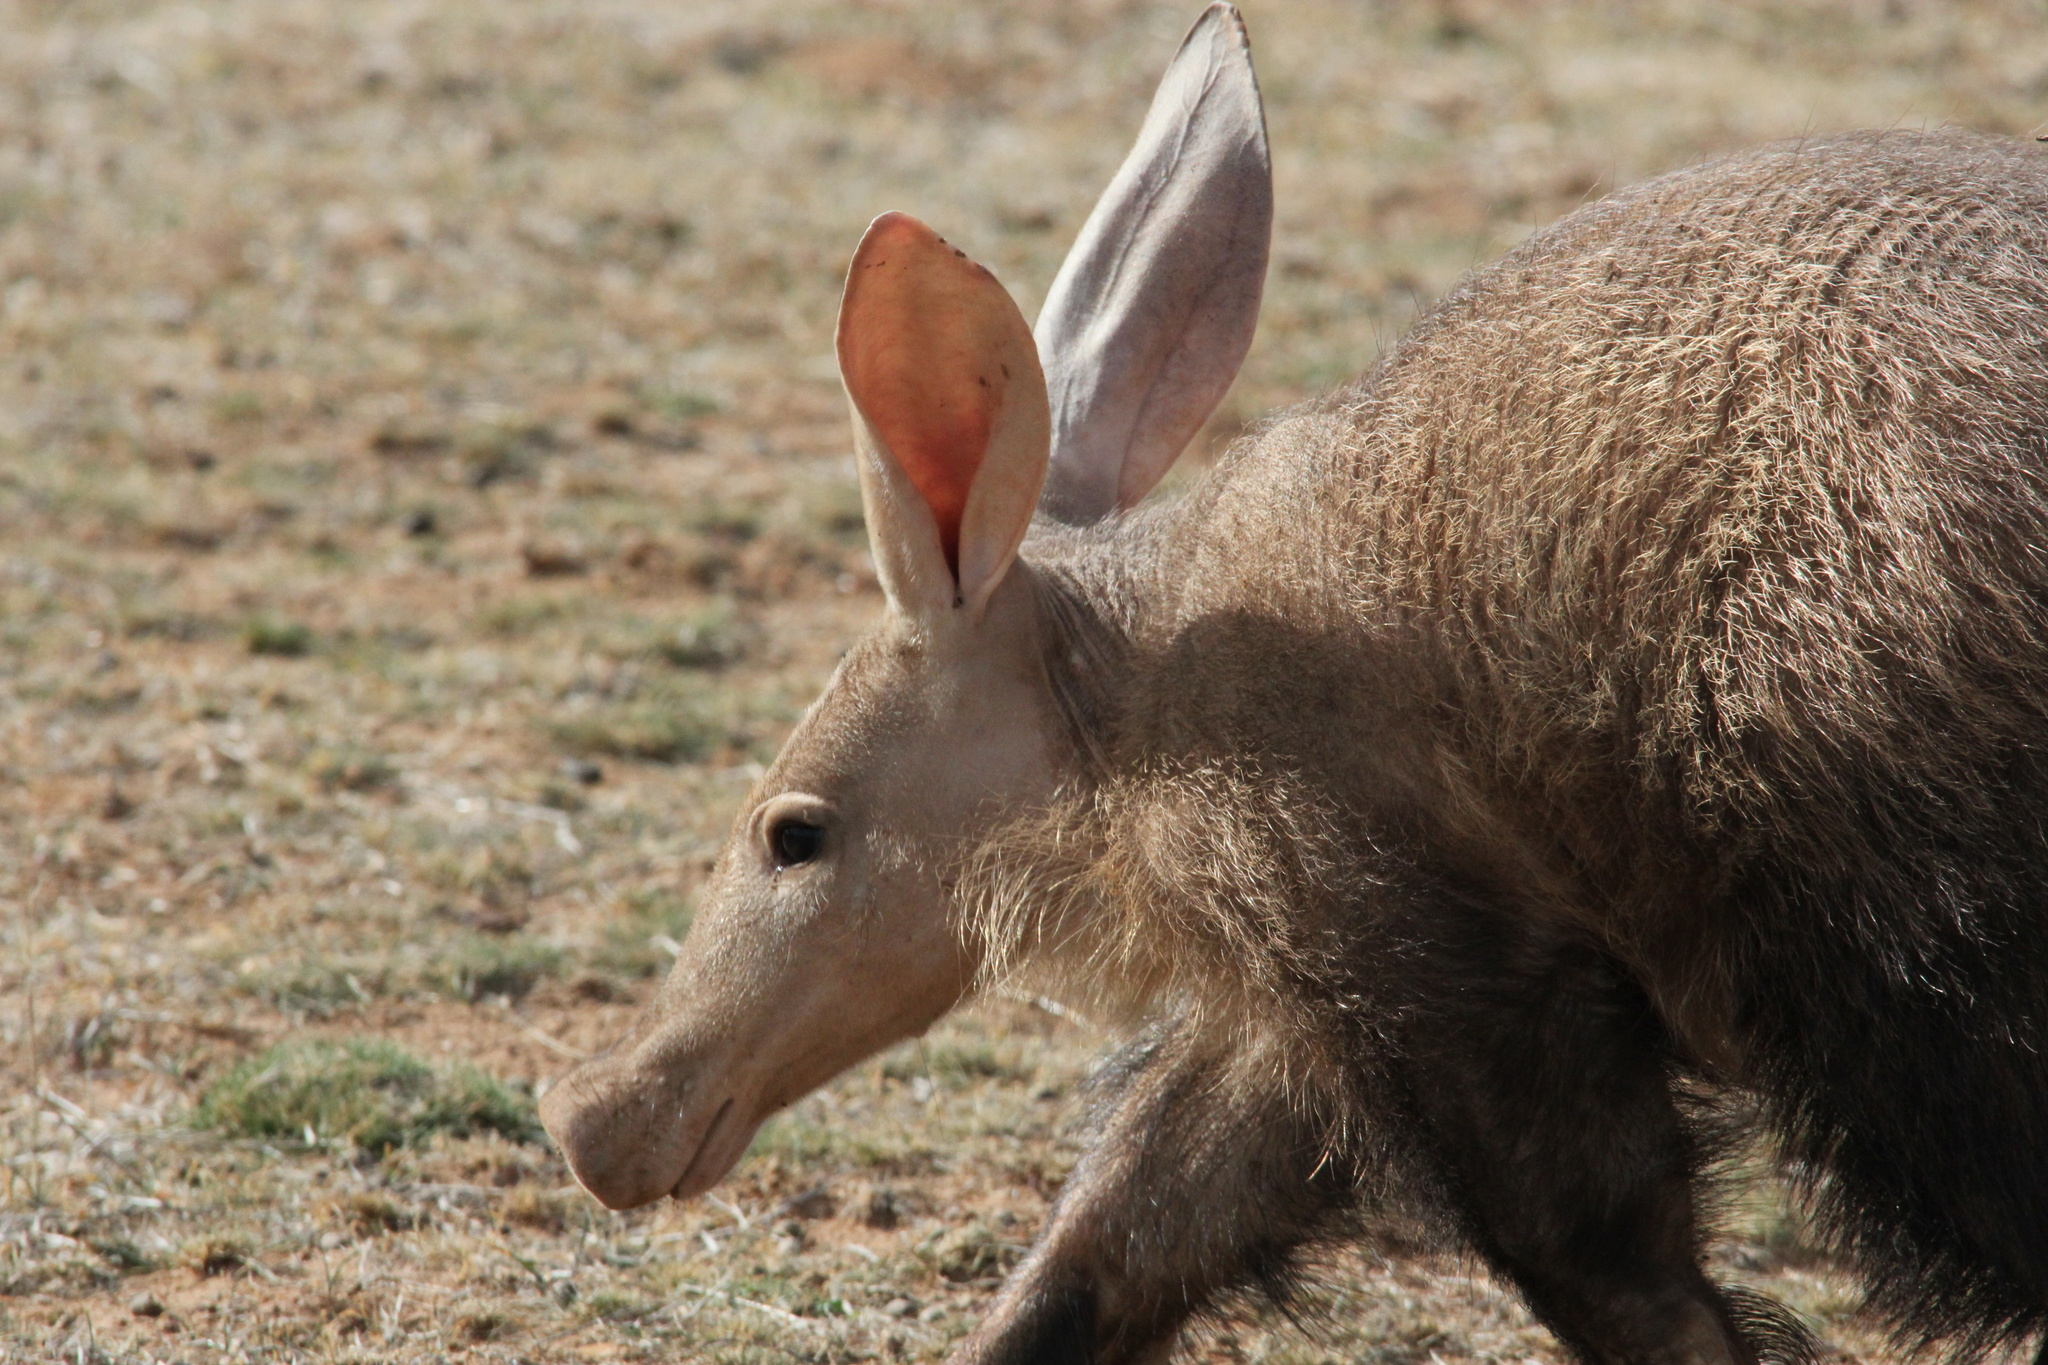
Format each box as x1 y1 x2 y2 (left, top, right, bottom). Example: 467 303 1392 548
7 1 2048 1359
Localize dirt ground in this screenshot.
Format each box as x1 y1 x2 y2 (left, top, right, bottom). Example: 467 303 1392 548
6 1 2048 1361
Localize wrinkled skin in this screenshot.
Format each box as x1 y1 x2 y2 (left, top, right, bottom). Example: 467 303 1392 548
539 570 1062 1209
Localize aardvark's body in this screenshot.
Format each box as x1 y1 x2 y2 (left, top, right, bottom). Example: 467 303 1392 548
541 9 2048 1364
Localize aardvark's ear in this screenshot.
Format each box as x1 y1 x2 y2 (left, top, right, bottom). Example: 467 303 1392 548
1035 1 1271 525
837 212 1050 620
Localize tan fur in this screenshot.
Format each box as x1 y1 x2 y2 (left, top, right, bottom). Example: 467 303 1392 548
974 130 2048 1071
551 129 2048 1363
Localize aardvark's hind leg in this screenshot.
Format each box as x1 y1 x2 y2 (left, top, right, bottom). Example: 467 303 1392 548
1395 909 1808 1365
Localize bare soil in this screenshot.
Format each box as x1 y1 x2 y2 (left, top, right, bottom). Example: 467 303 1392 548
6 2 2048 1361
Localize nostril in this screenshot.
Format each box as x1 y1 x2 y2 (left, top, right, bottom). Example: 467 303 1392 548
539 1069 650 1203
539 1074 603 1164
538 1060 740 1210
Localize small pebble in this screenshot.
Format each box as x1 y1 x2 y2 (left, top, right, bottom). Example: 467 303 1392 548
883 1297 917 1318
919 1304 948 1323
130 1293 164 1318
318 1231 345 1250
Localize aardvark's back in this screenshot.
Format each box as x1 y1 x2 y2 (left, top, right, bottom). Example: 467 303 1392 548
1213 129 2048 874
1250 127 2048 1347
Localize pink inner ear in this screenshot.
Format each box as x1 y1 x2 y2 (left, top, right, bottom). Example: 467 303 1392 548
837 212 1017 576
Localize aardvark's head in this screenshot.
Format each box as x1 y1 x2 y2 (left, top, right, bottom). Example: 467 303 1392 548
539 2 1271 1210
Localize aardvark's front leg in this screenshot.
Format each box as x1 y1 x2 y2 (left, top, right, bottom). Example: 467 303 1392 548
948 1023 1356 1365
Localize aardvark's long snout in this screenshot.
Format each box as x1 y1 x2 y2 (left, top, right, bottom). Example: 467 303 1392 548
539 1032 754 1210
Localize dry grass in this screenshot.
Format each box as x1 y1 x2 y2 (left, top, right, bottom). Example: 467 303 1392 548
5 0 2048 1360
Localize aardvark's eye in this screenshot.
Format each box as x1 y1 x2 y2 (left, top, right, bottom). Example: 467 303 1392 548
770 819 825 868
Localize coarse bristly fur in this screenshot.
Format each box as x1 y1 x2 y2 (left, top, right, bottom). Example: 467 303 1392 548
964 128 2048 1362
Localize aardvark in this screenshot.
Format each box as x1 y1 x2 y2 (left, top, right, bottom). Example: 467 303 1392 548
541 6 2048 1363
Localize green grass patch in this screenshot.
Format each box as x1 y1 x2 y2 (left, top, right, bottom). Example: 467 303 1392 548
642 386 722 421
87 1237 156 1274
241 959 383 1018
426 933 565 1003
476 594 570 637
548 682 728 764
310 745 400 793
580 1290 663 1324
244 616 315 657
457 421 554 487
193 1037 544 1152
212 391 264 423
686 498 763 543
585 886 694 980
745 1109 924 1174
658 606 745 669
745 1112 847 1168
121 608 224 642
597 603 748 670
